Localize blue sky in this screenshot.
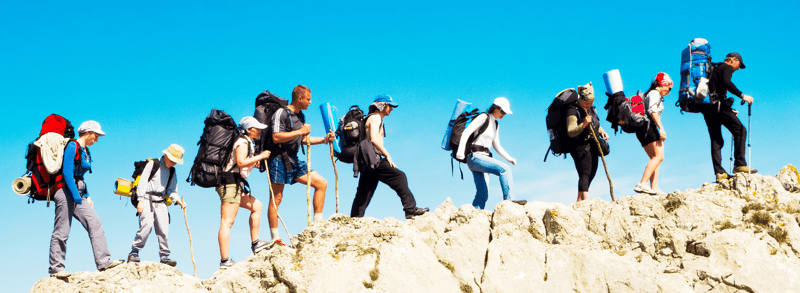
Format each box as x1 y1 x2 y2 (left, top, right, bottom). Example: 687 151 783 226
2 0 799 291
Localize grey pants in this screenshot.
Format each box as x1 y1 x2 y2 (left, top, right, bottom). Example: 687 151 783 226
130 199 171 260
49 188 112 274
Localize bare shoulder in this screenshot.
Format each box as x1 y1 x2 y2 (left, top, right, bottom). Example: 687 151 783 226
365 114 382 127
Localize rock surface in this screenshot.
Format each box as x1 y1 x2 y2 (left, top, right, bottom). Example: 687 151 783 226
31 165 800 293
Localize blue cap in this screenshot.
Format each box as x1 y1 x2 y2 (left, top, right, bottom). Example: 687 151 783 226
373 94 399 107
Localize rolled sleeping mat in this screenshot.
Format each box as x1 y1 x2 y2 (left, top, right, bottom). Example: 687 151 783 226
603 69 624 95
12 176 32 195
319 103 342 154
442 99 472 150
114 178 133 197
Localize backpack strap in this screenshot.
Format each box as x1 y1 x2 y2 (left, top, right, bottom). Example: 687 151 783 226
147 159 160 182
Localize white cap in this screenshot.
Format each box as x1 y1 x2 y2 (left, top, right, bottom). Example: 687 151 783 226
78 120 105 136
493 97 513 115
239 116 268 130
162 144 185 165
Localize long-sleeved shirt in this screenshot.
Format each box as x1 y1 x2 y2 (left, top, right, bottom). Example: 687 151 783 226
709 62 743 100
456 113 512 161
62 141 91 203
136 159 179 203
566 106 605 140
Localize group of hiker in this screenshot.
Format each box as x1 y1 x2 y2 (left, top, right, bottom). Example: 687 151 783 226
18 38 758 277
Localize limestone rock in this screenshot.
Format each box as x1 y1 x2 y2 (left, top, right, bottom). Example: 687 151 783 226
29 165 800 293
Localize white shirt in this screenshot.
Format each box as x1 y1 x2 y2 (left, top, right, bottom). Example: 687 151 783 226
455 113 512 161
645 90 664 115
224 137 257 179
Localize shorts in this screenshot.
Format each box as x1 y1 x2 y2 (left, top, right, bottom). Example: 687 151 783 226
216 183 244 204
268 157 311 185
635 120 660 147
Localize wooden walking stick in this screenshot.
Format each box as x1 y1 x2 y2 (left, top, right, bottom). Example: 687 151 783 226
306 137 313 225
329 135 339 214
583 108 615 201
181 197 197 276
266 165 292 247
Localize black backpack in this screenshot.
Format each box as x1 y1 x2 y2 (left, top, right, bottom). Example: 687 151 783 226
130 158 174 215
253 90 289 171
446 109 493 179
544 89 580 162
335 106 366 164
186 109 238 188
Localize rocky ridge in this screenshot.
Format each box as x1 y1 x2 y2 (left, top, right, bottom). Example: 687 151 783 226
31 165 800 293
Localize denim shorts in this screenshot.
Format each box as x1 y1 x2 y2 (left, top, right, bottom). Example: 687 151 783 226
268 157 310 185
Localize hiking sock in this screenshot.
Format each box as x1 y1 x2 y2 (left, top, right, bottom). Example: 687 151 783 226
271 228 280 240
314 213 323 222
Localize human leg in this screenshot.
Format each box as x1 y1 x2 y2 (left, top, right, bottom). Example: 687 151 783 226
702 110 726 175
216 184 241 260
130 199 154 256
151 202 171 260
49 189 72 274
638 140 664 188
239 192 263 242
72 194 112 270
718 109 748 168
372 160 418 214
294 171 327 214
468 153 514 201
470 171 489 209
268 183 283 230
350 170 379 217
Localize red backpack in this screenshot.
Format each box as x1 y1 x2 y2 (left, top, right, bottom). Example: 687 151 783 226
24 114 80 204
628 93 646 117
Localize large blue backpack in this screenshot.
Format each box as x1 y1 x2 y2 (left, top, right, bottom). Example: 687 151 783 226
677 38 717 113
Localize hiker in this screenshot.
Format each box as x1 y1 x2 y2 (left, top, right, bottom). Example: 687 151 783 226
267 85 335 245
704 52 756 181
455 97 525 209
567 83 610 202
217 117 272 269
633 73 672 195
350 95 429 218
127 144 187 267
49 121 121 278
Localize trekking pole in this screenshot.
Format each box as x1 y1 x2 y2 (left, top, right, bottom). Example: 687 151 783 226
329 137 339 214
265 166 293 248
748 103 752 186
181 197 197 276
583 108 615 201
306 136 313 225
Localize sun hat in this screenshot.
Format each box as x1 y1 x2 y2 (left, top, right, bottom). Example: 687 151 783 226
577 82 595 101
162 144 185 165
493 97 513 114
239 116 268 130
78 120 106 136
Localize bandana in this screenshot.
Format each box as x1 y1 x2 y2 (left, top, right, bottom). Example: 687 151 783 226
656 72 673 87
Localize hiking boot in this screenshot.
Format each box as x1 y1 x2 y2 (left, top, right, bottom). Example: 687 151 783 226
511 200 527 206
252 239 271 253
405 207 429 219
733 166 758 174
716 173 732 182
220 258 235 269
127 253 140 263
633 183 655 194
100 260 123 271
160 258 177 267
50 271 70 279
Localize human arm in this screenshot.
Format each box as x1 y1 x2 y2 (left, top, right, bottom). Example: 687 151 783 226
456 114 487 160
566 115 584 138
305 131 336 146
651 112 666 141
136 160 155 201
234 140 270 169
721 66 744 99
366 115 396 167
271 109 311 144
165 172 185 209
62 141 82 204
492 125 515 165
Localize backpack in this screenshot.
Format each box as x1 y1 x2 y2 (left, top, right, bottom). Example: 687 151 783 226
544 89 580 162
23 114 81 205
130 158 175 214
335 106 366 164
604 89 651 134
253 90 289 171
446 108 493 178
678 38 717 113
186 109 238 188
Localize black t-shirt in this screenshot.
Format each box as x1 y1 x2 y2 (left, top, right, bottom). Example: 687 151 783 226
566 105 601 143
709 62 743 100
271 108 305 160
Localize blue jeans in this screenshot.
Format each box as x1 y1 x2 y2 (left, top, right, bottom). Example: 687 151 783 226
466 153 514 209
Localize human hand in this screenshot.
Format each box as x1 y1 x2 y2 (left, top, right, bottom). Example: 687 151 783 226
299 124 311 136
137 200 144 214
660 131 667 142
600 131 610 141
456 153 465 161
259 150 271 160
86 197 94 208
177 200 186 209
583 115 593 126
742 95 753 105
387 157 397 168
509 158 517 165
325 131 336 143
